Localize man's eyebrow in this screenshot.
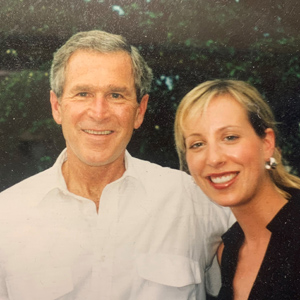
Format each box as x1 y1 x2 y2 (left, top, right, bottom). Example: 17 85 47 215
107 85 131 93
69 84 96 93
69 84 131 94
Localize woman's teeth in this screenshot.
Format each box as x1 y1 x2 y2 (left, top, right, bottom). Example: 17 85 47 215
210 173 237 184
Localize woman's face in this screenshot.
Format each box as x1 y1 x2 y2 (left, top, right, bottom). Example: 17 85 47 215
184 93 274 208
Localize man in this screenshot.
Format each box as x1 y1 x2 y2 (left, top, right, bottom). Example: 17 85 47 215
0 30 232 299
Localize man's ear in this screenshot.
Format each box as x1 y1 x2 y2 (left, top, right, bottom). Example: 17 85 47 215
134 94 149 129
263 128 276 160
50 90 62 125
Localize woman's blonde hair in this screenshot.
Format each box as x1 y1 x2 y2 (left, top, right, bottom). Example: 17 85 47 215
174 79 300 197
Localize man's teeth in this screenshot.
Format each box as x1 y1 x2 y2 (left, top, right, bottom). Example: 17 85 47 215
84 129 112 135
210 173 237 184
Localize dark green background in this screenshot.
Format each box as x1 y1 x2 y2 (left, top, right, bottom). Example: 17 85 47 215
1 0 300 191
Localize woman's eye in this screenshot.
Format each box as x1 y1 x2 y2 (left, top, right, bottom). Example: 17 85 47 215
225 135 239 141
189 142 204 149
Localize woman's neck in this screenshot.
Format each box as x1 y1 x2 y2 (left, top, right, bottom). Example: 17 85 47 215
231 184 287 241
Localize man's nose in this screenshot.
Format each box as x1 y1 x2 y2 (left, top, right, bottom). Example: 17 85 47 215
88 96 110 119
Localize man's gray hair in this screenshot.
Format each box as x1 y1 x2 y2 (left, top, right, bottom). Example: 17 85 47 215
50 30 153 102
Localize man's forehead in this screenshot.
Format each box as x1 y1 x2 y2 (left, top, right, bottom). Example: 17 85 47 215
64 50 134 82
66 49 132 66
61 50 136 97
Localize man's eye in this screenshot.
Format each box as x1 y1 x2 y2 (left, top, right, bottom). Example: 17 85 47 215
111 93 122 99
78 92 88 97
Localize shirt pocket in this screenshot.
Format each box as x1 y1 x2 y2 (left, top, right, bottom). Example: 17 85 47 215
133 253 201 299
5 267 73 300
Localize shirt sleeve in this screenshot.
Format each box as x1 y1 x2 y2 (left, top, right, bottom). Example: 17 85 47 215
0 265 9 299
187 178 234 299
205 254 222 297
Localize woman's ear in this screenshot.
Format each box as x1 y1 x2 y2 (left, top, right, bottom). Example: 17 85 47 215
50 90 62 125
263 128 276 160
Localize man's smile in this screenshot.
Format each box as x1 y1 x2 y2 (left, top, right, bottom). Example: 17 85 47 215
83 129 113 135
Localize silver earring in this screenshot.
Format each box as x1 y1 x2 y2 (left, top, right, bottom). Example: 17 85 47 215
265 157 277 170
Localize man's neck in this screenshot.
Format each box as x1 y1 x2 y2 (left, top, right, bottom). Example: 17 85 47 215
62 153 126 211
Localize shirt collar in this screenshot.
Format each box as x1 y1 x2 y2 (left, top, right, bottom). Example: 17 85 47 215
267 189 300 236
40 149 142 201
222 222 244 247
24 149 68 207
122 150 142 181
223 189 300 245
48 148 69 192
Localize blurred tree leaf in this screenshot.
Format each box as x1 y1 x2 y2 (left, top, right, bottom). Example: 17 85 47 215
1 0 300 191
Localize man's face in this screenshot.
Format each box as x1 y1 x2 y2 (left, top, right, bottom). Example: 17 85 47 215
50 50 148 168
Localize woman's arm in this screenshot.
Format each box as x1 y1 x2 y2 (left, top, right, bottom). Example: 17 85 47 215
217 242 225 265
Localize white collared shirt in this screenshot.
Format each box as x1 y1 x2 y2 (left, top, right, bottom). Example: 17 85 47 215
0 150 233 300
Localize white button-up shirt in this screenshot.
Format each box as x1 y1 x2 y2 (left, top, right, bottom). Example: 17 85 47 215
0 150 232 300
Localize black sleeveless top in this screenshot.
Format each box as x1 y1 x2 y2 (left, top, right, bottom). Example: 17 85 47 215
217 190 300 300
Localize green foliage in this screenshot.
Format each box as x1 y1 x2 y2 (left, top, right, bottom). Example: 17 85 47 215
1 0 300 190
0 70 52 149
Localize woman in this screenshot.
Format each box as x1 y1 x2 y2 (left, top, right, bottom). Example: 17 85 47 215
174 79 300 300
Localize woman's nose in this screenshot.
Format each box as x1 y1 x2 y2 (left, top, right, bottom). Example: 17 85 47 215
206 144 225 168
